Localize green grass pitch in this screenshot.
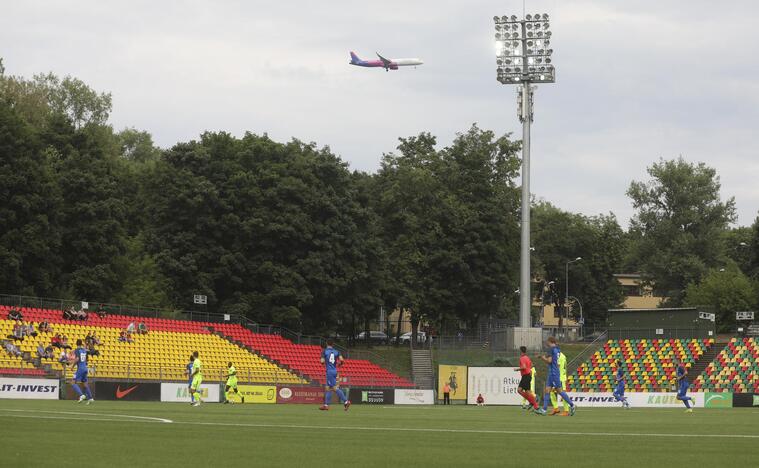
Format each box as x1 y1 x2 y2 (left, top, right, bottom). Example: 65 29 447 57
2 400 757 467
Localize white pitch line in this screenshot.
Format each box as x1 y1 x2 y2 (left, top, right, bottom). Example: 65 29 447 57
0 409 172 423
176 421 759 439
2 410 757 440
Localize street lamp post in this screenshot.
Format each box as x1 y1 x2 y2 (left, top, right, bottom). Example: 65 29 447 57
564 257 581 335
494 13 555 328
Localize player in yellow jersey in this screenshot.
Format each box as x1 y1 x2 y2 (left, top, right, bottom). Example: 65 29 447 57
224 361 244 404
190 351 203 407
550 350 570 415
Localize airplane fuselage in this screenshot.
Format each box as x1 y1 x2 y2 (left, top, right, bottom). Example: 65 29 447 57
349 52 423 70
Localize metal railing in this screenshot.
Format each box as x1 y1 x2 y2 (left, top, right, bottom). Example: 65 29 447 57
606 328 712 340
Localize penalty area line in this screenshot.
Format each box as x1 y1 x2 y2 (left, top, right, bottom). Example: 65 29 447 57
175 420 759 439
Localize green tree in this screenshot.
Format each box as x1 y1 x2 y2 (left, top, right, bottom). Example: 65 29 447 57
531 202 625 326
683 265 757 332
627 158 736 304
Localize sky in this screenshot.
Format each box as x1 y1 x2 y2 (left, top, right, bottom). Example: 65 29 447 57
3 0 758 227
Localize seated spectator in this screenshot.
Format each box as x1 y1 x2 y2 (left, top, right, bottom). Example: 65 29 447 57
63 306 76 320
58 349 71 366
125 331 134 343
127 322 136 334
118 331 128 343
36 342 51 359
85 332 94 347
91 332 101 345
8 321 24 342
75 308 88 321
25 322 38 338
38 321 52 334
51 334 63 348
61 335 71 350
87 343 100 357
7 308 22 321
138 322 148 335
95 304 106 318
4 340 22 357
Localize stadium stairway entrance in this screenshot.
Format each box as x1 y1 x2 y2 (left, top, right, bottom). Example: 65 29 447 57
411 349 434 388
689 340 725 381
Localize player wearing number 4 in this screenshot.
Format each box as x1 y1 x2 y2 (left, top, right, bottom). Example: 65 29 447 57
320 340 350 411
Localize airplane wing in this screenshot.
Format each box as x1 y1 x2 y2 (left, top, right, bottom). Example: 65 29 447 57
376 52 392 68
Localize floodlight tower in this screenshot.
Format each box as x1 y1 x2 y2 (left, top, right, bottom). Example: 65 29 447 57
494 13 555 328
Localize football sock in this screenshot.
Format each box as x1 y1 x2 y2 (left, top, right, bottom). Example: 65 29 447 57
684 399 691 409
72 384 83 397
190 392 195 403
83 383 92 399
335 388 347 403
558 391 574 407
324 390 333 405
543 393 551 410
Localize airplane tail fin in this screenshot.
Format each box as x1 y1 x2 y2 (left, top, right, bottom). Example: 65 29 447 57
349 51 362 64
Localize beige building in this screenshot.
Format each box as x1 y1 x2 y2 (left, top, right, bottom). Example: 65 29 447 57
537 273 664 326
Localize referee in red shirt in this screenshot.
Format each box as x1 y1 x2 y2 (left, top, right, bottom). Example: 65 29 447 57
517 346 539 411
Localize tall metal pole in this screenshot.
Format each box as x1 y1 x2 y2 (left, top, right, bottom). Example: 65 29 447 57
519 81 531 328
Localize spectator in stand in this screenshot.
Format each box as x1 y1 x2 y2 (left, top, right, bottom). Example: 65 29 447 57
95 304 106 318
63 306 75 320
127 322 136 334
125 331 134 343
118 331 127 343
25 322 38 338
91 332 101 345
7 308 22 321
36 342 53 359
73 307 87 321
87 341 100 357
4 340 22 357
138 322 148 335
39 321 52 334
51 333 63 348
44 344 54 358
59 348 71 367
85 332 94 347
61 335 72 350
9 321 24 342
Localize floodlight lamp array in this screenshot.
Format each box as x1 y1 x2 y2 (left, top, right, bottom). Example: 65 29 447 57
494 13 555 84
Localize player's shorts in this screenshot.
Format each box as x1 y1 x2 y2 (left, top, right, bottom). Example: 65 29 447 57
74 368 88 383
325 371 338 388
546 373 562 389
677 380 689 397
226 377 238 389
518 373 532 391
191 375 203 391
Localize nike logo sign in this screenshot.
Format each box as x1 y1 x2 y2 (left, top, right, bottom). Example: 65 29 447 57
116 385 138 399
705 394 725 404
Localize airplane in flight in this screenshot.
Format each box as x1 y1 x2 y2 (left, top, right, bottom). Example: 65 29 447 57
349 51 423 71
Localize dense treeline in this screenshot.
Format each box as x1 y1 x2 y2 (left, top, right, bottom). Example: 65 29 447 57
0 62 755 334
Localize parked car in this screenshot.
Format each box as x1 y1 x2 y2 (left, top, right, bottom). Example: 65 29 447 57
355 331 389 344
394 331 428 344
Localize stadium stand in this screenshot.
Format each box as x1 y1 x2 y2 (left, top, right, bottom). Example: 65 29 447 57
567 338 714 392
0 308 305 384
692 337 759 393
0 305 414 388
214 323 415 388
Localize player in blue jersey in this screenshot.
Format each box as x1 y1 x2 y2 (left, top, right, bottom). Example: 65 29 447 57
319 340 350 411
186 354 196 404
613 359 630 409
537 336 575 416
674 358 694 413
72 339 93 404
